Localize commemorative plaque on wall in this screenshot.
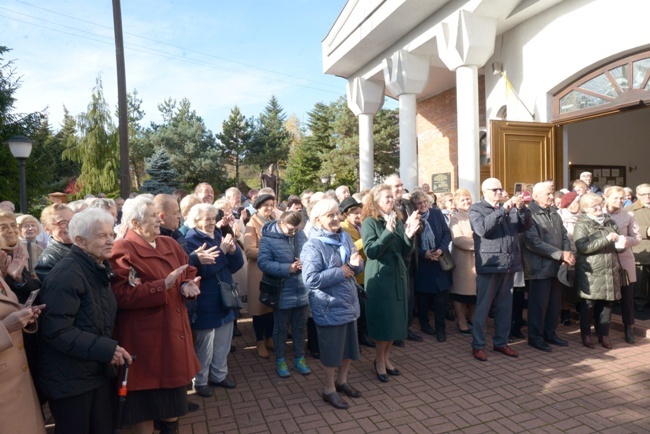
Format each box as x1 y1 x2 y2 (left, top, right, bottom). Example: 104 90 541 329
432 172 451 193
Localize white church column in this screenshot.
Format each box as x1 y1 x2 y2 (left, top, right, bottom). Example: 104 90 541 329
437 10 497 197
347 77 385 190
383 49 430 191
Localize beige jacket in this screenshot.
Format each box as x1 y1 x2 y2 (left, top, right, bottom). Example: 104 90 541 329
244 214 273 317
449 209 476 296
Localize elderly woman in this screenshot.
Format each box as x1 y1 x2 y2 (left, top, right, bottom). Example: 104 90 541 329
0 250 45 434
39 209 130 434
301 199 363 410
449 189 477 334
110 196 201 434
35 204 74 282
184 203 243 397
0 210 40 302
245 193 276 358
362 185 420 382
16 214 43 277
574 193 622 350
258 211 311 378
604 186 641 343
410 190 452 342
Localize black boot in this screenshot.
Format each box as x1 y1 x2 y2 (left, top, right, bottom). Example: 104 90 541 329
625 325 636 344
159 420 179 434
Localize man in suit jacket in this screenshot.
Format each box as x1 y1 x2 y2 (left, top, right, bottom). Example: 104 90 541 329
469 178 532 362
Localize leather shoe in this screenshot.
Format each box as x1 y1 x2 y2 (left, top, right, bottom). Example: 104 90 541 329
545 336 568 346
598 335 612 349
374 360 389 382
407 328 423 342
457 326 471 335
528 340 552 352
436 329 446 342
322 391 349 409
310 350 321 359
359 334 376 347
335 383 362 398
582 334 595 349
194 384 213 398
209 377 236 389
625 326 636 344
187 402 200 412
493 345 519 358
421 324 436 336
473 348 488 362
393 339 405 348
386 366 401 376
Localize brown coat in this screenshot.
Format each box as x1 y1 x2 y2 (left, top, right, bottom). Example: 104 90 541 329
626 200 650 264
110 231 200 391
449 209 477 296
0 281 45 434
244 214 273 316
608 209 641 282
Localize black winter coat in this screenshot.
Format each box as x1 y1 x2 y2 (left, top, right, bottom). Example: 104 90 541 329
522 201 571 280
38 246 118 399
469 200 532 274
34 239 72 282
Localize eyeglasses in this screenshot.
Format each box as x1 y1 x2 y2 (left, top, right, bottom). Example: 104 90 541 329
486 188 504 193
0 222 18 232
587 203 603 209
53 220 70 228
638 192 650 197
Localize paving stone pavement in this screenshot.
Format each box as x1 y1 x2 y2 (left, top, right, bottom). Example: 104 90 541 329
47 312 650 433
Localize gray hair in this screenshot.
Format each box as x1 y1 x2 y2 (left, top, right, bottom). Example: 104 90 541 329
636 183 650 194
122 196 154 229
532 182 551 197
86 197 116 211
310 198 339 227
225 187 241 197
69 208 115 243
67 200 88 213
186 203 218 229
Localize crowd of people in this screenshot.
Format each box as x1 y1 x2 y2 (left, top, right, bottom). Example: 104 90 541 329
0 169 648 432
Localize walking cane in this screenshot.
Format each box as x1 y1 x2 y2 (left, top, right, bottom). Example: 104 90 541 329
114 355 136 434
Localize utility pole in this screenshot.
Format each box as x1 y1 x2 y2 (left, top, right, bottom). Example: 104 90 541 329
112 0 130 199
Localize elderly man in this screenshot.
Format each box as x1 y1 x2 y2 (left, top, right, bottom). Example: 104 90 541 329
39 208 131 434
385 174 422 343
335 185 351 203
626 183 650 311
469 178 532 362
0 200 15 212
154 194 183 240
580 171 602 195
195 182 215 204
522 182 574 352
35 204 75 282
225 187 248 221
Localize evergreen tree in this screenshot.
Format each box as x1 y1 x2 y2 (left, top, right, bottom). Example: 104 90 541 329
62 76 119 196
248 95 291 170
121 90 152 190
150 98 226 190
216 106 253 184
140 148 178 194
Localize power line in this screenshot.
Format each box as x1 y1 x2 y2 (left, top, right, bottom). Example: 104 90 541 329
10 0 342 92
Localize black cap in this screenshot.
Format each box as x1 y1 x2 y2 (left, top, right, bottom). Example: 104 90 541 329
253 194 275 209
339 197 362 214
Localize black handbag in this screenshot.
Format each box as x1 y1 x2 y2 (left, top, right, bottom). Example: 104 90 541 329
217 274 243 310
259 275 285 308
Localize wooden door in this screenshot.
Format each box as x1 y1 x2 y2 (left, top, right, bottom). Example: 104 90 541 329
489 120 561 193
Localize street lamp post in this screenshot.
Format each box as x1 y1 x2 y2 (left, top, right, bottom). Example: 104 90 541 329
5 135 33 213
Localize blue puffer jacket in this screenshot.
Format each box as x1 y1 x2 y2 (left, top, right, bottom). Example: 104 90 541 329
300 227 363 326
184 228 244 330
258 221 309 309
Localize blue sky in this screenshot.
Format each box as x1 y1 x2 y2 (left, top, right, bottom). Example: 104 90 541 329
1 0 374 133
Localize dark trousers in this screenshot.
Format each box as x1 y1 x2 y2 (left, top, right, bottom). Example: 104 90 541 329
49 381 114 434
580 299 612 336
511 284 527 333
307 317 319 353
357 293 369 338
621 284 635 326
472 273 513 349
527 277 563 343
416 291 447 331
634 265 648 308
252 312 274 341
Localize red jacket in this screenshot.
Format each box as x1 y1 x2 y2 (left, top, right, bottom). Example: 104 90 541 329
110 230 200 391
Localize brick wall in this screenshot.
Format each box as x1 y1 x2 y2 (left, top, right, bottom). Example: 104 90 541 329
417 75 486 192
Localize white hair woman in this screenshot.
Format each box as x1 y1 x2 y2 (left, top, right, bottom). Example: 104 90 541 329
39 208 131 434
109 196 201 434
301 198 364 409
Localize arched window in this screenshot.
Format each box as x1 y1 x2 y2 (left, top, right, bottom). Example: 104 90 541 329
554 51 650 120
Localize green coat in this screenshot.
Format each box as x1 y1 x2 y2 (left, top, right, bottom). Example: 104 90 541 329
574 214 621 301
362 217 414 341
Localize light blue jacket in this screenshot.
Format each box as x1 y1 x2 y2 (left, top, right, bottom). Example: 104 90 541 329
300 227 363 326
258 221 309 309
